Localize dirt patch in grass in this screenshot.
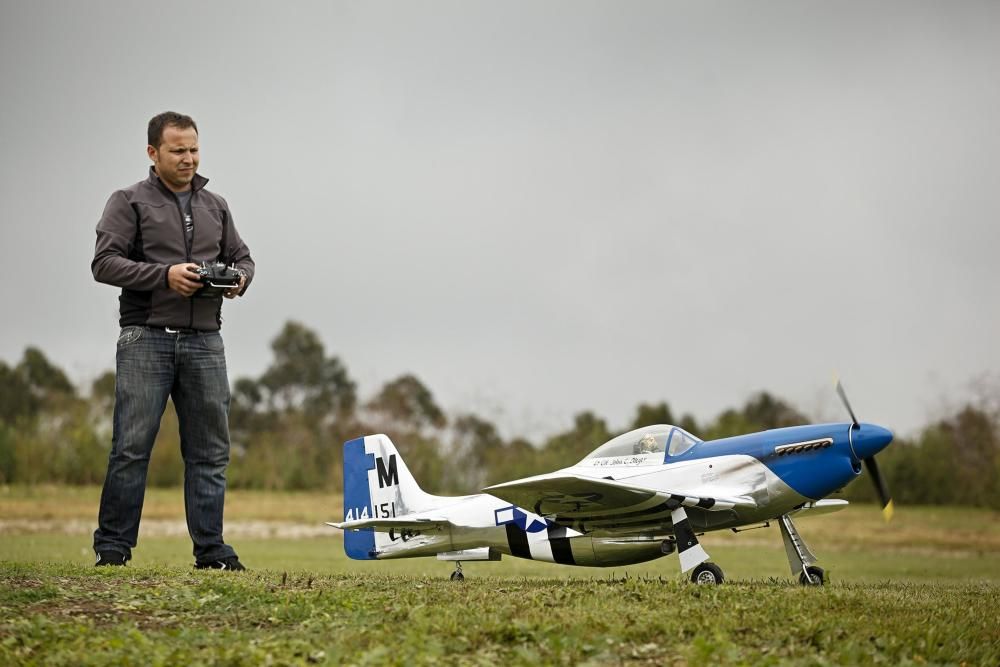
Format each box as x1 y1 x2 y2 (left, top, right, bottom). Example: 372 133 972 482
0 518 339 539
26 598 127 626
7 573 237 632
0 485 341 523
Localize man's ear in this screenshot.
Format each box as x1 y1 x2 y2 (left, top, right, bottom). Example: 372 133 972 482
146 144 157 162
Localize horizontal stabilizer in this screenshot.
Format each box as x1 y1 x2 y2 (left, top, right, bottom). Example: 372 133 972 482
483 473 755 519
327 516 451 532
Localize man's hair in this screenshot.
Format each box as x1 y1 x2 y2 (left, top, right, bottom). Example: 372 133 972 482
148 111 198 148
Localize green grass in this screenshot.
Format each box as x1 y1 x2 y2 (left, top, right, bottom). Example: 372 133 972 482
2 486 999 665
2 563 997 666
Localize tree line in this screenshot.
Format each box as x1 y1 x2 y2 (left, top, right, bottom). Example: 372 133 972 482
1 321 997 508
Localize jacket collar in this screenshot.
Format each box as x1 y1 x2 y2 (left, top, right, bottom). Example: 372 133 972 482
147 165 209 195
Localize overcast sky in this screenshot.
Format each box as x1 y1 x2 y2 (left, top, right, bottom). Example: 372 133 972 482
1 1 998 441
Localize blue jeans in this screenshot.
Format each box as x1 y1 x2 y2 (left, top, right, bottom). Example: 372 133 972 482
93 326 237 564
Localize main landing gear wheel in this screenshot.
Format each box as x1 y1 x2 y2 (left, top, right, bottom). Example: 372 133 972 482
449 562 464 582
799 565 825 586
691 562 725 585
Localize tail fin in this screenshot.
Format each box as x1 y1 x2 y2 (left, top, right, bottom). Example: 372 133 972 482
342 434 445 560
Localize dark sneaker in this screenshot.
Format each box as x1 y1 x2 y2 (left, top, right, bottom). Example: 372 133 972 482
195 556 246 571
94 551 127 567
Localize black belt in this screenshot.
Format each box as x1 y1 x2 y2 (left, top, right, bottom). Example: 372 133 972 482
148 325 208 335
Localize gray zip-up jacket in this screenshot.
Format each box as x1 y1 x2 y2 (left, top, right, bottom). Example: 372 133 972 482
92 167 255 331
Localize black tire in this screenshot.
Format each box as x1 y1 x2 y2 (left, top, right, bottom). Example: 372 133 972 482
799 565 825 586
690 562 725 585
450 571 464 582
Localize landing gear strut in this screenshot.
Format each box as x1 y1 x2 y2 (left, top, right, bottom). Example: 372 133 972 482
672 506 711 578
449 561 464 582
780 514 826 586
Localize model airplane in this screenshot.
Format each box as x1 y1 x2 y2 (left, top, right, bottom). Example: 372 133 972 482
329 382 893 585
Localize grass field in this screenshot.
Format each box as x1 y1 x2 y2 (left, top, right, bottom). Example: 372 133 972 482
2 485 999 665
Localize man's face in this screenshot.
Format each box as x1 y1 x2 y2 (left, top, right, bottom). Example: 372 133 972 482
147 125 200 192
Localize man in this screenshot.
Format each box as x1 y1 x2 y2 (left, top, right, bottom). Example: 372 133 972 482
91 111 255 570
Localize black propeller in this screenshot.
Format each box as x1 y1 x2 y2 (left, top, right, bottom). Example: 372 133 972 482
835 378 894 521
835 379 859 427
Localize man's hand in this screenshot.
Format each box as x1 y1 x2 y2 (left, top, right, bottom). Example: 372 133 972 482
168 263 203 297
224 274 246 299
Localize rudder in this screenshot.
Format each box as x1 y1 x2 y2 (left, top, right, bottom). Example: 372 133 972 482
342 436 377 559
341 434 439 560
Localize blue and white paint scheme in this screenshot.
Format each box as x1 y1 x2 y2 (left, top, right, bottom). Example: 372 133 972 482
330 384 894 585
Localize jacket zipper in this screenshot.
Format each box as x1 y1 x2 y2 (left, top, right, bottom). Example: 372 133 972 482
172 190 195 330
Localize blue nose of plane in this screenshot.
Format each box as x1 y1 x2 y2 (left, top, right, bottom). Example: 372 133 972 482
853 423 894 459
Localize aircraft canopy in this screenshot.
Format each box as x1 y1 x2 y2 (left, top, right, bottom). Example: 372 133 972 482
580 424 702 462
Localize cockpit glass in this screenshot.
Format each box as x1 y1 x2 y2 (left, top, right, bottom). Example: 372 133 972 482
580 425 701 463
667 429 698 456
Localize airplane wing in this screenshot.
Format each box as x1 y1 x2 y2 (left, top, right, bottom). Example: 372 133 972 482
789 499 849 517
483 473 755 530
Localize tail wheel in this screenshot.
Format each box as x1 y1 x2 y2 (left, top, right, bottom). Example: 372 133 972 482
691 562 724 585
799 565 825 586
